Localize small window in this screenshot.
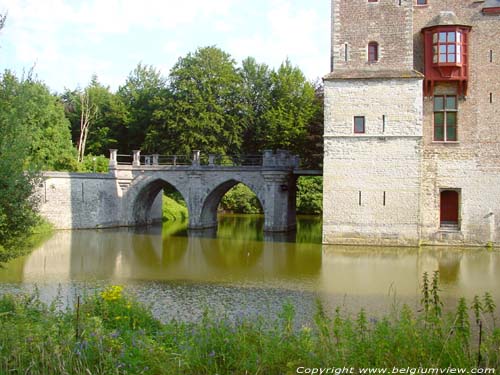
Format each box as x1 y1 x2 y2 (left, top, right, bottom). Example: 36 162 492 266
354 116 365 134
416 0 427 5
368 42 379 63
368 0 378 2
440 190 459 228
434 95 457 142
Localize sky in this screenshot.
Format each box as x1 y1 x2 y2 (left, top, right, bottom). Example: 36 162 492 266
0 0 331 93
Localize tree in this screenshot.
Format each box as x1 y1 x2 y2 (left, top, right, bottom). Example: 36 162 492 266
77 89 98 162
62 76 129 160
261 60 318 155
118 64 167 153
150 47 244 156
239 57 272 155
299 81 324 169
0 70 76 261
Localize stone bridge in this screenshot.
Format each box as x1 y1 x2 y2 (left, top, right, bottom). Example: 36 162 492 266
39 150 320 232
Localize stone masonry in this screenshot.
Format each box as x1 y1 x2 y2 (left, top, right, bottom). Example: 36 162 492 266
323 0 500 246
38 150 300 232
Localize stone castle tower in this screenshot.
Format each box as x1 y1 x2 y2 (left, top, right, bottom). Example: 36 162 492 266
323 0 500 246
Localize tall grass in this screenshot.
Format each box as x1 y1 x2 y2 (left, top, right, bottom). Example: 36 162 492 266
0 274 499 374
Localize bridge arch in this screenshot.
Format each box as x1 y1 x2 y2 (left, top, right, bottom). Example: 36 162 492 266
126 176 189 226
199 179 265 229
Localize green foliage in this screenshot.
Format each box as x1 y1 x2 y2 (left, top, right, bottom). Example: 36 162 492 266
239 57 272 154
261 60 318 154
162 194 188 222
239 58 323 166
61 49 323 170
76 154 109 173
218 179 322 216
0 70 71 261
118 64 167 152
0 71 76 171
1 282 499 374
296 176 322 215
62 76 129 160
148 47 244 156
219 183 262 214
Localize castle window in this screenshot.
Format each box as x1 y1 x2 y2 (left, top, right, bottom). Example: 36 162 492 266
368 42 379 63
434 95 457 141
440 190 460 228
416 0 427 5
354 116 365 134
368 0 378 2
432 31 462 64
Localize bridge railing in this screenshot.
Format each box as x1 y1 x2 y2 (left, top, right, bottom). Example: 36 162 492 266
210 154 263 167
140 154 192 166
116 154 134 165
109 149 300 169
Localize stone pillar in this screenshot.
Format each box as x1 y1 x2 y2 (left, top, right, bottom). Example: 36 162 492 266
261 171 297 232
132 150 141 167
185 171 208 229
262 150 274 167
192 150 201 166
152 154 159 166
208 154 215 166
109 149 118 169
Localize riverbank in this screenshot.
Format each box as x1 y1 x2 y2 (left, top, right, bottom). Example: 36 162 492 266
1 276 499 374
0 219 53 264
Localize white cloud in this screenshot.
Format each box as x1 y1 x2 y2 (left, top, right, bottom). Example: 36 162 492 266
0 0 330 91
226 0 329 80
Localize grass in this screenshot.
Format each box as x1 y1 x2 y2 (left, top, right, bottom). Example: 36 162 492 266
0 274 499 374
162 195 188 222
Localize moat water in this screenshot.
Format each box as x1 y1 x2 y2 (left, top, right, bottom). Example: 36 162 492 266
1 214 499 323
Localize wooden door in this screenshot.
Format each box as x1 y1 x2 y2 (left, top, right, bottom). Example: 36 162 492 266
440 190 459 224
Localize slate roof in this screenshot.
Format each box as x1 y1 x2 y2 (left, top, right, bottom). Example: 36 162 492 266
423 11 471 29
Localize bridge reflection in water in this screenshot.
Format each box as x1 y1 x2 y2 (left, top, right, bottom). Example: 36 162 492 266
1 215 499 321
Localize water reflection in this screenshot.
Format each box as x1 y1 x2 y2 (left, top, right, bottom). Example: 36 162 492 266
0 215 499 322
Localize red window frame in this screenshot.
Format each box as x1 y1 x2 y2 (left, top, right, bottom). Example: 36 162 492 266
433 95 457 142
368 42 378 63
432 30 463 65
354 116 365 134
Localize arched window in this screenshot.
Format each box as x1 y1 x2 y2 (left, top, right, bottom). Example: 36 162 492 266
368 42 379 63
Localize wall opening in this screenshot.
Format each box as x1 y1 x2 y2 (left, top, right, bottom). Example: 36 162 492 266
200 180 264 232
218 183 263 215
440 190 460 229
133 179 187 227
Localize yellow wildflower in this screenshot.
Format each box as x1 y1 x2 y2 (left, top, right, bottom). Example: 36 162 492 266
100 285 123 301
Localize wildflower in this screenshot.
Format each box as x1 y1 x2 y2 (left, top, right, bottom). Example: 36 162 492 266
100 286 123 302
209 350 215 357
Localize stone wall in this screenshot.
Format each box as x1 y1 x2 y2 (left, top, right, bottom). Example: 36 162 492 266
331 0 414 71
37 158 299 232
38 172 162 230
323 0 500 246
323 77 423 246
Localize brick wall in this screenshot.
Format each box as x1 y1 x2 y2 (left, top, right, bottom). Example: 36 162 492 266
331 0 414 72
324 0 500 246
414 0 500 245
